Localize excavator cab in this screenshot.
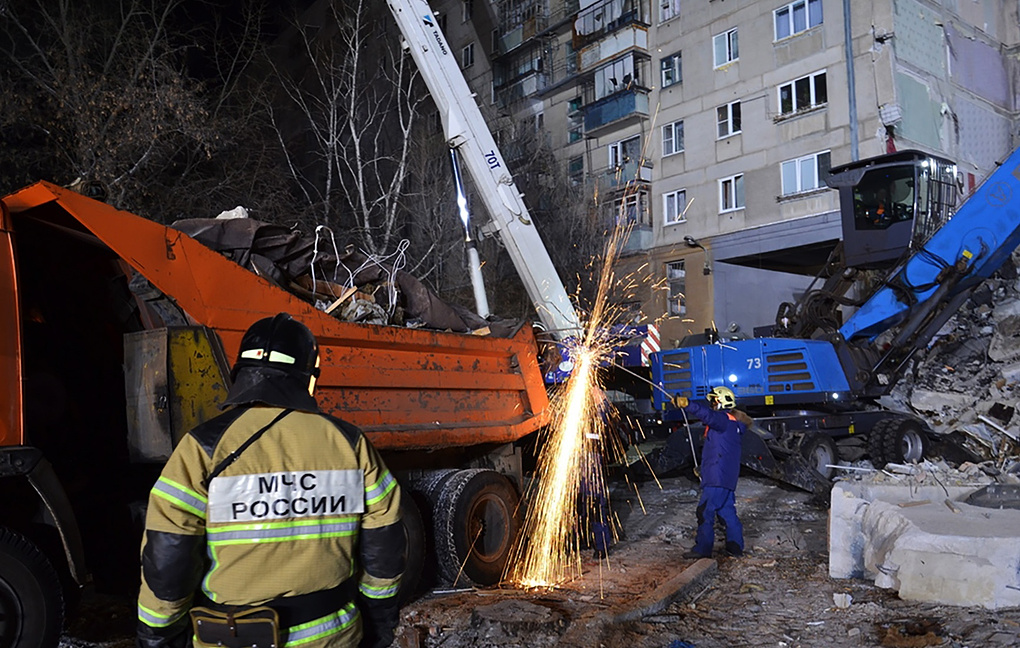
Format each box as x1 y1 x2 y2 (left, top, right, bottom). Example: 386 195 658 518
827 150 959 269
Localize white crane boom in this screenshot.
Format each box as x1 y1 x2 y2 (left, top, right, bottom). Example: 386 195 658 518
385 0 582 340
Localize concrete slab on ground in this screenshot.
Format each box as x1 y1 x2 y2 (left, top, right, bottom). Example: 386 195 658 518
830 479 1020 609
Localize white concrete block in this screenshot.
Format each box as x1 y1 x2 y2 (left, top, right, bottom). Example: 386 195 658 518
908 388 976 414
830 481 1020 609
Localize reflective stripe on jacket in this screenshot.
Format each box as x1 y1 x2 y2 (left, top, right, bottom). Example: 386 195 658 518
137 406 403 648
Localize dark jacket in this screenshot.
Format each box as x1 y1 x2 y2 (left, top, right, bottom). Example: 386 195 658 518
681 400 747 490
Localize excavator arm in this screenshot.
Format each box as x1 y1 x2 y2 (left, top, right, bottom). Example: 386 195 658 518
836 147 1020 394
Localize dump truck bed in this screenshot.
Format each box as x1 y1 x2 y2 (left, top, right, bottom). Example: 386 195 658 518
1 182 550 451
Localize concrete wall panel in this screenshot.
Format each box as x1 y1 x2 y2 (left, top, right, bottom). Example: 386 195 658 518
893 0 946 77
896 72 943 148
947 25 1010 109
956 97 1012 170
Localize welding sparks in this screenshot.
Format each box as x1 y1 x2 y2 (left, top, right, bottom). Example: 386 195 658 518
507 197 637 588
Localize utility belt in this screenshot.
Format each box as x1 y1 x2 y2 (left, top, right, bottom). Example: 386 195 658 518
190 579 356 648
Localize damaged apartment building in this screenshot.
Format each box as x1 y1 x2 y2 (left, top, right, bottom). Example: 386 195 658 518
436 0 1019 346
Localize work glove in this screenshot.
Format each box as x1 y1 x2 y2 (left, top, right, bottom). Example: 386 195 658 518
673 395 689 408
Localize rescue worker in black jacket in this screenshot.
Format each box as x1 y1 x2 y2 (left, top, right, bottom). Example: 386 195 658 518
137 312 404 648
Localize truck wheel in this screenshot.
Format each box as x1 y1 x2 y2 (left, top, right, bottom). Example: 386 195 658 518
869 418 927 466
397 491 425 606
800 434 838 480
434 469 521 587
0 528 64 648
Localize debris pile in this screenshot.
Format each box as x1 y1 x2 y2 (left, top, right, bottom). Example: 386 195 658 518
881 251 1020 464
838 458 1020 489
167 212 516 335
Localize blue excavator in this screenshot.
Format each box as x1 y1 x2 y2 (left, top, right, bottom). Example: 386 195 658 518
650 146 1020 492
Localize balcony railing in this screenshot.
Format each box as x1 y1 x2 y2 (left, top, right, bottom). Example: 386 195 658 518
573 0 648 50
496 0 581 55
583 87 649 133
603 160 652 190
495 71 550 107
621 225 654 253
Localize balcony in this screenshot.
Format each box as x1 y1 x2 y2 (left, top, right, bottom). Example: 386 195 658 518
621 225 654 253
583 87 649 134
495 71 550 107
573 0 648 50
579 24 648 72
603 160 652 190
496 0 580 56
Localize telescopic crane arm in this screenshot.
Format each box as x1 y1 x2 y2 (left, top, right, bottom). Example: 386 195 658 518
385 0 582 341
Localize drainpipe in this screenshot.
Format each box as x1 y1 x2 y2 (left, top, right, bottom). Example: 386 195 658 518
843 0 859 161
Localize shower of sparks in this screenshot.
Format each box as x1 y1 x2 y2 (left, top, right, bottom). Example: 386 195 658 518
508 203 637 588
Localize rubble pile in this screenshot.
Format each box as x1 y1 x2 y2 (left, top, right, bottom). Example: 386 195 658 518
882 251 1020 465
840 458 1020 488
167 212 517 336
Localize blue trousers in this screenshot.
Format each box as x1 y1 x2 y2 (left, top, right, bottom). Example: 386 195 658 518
693 485 743 556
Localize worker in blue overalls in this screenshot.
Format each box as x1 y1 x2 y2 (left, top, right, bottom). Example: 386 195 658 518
673 386 750 558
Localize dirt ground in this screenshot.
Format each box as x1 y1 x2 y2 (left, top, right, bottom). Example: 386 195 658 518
60 472 1020 648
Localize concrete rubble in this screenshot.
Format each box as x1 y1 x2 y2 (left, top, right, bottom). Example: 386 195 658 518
830 460 1020 609
881 251 1020 464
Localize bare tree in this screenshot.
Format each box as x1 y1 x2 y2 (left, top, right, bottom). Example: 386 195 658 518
265 0 430 257
398 121 470 296
0 0 225 212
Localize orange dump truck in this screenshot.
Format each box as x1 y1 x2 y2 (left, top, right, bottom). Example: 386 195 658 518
0 181 551 646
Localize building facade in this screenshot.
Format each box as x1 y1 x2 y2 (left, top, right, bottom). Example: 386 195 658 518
437 0 1020 347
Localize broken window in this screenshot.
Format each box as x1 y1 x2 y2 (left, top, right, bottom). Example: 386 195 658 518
660 52 682 88
667 260 686 316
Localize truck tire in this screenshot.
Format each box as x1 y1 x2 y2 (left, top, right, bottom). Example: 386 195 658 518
433 469 521 587
868 418 926 467
800 434 838 480
0 528 64 648
397 491 425 605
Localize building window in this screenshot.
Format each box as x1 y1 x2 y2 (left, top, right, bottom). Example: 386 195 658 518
774 0 823 40
438 13 448 33
713 28 738 68
534 111 544 132
667 261 687 316
568 97 583 143
781 151 831 195
778 71 827 115
663 189 687 225
565 41 578 75
660 0 681 22
462 0 473 22
608 135 641 168
660 52 682 88
568 156 584 185
719 174 744 212
461 43 475 68
594 56 639 101
662 120 684 156
716 101 741 138
612 191 650 226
